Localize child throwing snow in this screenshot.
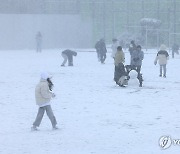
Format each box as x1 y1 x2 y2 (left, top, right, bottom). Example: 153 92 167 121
154 44 169 78
31 72 58 131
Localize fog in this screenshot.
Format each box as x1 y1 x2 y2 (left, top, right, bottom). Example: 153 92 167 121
0 0 179 50
0 14 92 50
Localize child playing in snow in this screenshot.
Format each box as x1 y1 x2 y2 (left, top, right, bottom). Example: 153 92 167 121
154 44 169 78
61 49 77 66
31 72 58 131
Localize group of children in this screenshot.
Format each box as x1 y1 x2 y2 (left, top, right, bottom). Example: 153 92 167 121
112 38 173 87
112 39 144 87
31 38 176 131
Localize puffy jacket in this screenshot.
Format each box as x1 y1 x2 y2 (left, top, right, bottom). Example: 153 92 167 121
114 50 125 66
131 50 144 66
154 50 169 65
35 79 52 106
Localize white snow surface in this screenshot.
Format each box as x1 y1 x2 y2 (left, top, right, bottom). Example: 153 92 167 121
0 49 180 154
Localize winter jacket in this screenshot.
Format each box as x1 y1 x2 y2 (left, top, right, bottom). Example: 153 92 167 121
154 50 169 65
62 49 77 57
131 50 144 66
111 42 119 58
95 40 107 54
114 50 125 66
62 49 77 63
35 79 53 106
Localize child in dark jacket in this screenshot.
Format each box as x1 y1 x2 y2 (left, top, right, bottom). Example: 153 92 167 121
61 49 77 66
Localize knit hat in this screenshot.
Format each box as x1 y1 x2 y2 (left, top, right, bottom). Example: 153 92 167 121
117 46 122 51
41 72 49 80
160 44 167 50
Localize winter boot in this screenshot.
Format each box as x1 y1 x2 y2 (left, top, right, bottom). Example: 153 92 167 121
52 125 59 130
31 125 38 131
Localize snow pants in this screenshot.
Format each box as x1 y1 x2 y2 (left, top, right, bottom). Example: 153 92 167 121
33 105 57 127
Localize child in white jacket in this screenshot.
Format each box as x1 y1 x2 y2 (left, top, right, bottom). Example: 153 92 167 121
154 44 169 78
31 72 58 131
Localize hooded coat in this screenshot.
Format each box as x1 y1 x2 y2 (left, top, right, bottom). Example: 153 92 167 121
35 73 53 106
154 45 169 65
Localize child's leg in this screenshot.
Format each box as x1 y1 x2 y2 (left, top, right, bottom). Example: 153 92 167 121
61 53 68 66
68 55 73 66
33 107 45 127
45 105 57 128
137 65 141 74
102 53 106 63
160 65 163 76
172 51 174 58
163 64 166 76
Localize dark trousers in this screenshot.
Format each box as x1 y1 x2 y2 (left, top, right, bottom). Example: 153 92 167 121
131 65 142 74
100 53 106 63
172 50 179 58
67 56 73 66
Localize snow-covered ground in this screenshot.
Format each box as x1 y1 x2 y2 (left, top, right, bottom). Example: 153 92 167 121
0 49 180 154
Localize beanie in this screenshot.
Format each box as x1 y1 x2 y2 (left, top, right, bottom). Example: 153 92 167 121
41 72 49 80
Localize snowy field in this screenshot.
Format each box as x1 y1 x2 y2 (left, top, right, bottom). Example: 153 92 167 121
0 49 180 154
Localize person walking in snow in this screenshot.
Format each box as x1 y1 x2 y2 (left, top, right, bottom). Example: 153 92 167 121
172 43 179 58
95 40 101 62
95 39 107 64
36 31 42 52
61 49 77 66
130 45 144 74
129 40 137 65
154 44 169 78
111 38 119 59
31 72 58 131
